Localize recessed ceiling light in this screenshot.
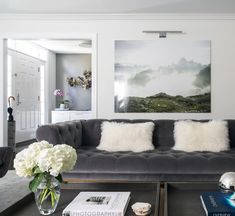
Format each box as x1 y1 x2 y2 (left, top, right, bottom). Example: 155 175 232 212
78 40 92 48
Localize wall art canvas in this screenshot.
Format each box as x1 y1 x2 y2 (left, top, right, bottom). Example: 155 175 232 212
114 40 211 113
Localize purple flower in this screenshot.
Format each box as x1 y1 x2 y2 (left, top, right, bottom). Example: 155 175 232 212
54 89 64 97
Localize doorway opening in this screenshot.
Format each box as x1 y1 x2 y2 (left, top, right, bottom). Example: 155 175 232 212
7 40 47 144
6 38 96 147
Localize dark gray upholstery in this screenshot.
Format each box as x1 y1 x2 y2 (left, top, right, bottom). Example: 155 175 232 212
36 119 235 182
0 147 13 178
36 121 82 149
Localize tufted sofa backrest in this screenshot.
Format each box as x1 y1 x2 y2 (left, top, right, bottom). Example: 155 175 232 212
36 119 235 149
80 119 175 149
227 120 235 148
36 121 82 149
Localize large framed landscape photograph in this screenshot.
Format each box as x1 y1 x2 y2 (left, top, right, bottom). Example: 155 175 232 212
114 40 211 113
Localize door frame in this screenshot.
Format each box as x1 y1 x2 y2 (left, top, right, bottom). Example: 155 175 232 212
0 33 98 147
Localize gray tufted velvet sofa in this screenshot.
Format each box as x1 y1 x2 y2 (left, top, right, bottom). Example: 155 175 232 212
0 147 13 178
36 119 235 182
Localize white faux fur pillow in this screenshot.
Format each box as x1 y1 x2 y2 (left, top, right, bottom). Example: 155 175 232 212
97 121 155 152
173 120 229 152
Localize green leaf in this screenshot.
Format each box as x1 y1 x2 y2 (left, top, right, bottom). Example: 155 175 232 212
55 174 64 183
33 167 43 174
29 173 44 192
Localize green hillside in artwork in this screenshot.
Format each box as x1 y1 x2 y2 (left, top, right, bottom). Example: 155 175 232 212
115 92 211 113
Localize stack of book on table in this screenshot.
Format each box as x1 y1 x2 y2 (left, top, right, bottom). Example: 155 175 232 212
62 191 131 216
200 192 235 216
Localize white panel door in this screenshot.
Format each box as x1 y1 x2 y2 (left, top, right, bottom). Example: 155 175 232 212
10 50 43 143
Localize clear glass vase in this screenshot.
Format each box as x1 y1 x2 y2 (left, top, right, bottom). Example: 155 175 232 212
34 175 61 215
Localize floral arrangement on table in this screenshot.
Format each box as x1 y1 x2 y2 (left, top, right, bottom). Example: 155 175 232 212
14 141 77 215
53 89 69 109
54 89 64 103
66 69 92 89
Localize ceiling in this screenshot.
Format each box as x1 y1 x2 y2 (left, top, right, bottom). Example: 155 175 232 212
32 39 92 54
0 0 235 14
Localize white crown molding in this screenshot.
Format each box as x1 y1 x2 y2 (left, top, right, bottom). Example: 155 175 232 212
0 13 235 21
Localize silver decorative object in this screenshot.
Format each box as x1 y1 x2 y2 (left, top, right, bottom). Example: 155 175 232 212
219 172 235 200
67 70 91 89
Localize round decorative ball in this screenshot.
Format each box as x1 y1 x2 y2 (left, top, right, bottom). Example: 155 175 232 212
219 172 235 200
219 172 235 192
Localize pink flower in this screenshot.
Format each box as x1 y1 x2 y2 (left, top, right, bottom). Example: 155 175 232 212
54 89 64 97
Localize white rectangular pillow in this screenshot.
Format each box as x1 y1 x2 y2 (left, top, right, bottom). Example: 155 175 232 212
97 121 155 152
173 120 229 152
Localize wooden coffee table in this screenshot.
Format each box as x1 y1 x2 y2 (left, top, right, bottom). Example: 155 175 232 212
0 182 160 216
164 182 218 216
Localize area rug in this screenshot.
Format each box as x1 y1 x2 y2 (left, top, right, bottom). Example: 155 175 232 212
0 170 30 212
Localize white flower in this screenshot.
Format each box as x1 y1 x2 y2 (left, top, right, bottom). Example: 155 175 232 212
14 148 34 177
52 144 77 173
28 140 53 153
36 148 53 173
14 141 53 178
37 144 77 177
14 141 77 178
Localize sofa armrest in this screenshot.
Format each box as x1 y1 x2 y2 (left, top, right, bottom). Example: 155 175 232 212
0 147 13 178
36 121 82 149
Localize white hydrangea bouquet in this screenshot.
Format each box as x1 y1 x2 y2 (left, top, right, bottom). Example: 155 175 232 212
14 140 77 215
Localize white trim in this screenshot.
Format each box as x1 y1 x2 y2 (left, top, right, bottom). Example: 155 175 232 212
3 40 8 147
0 33 97 41
91 33 98 118
0 13 235 21
0 40 4 146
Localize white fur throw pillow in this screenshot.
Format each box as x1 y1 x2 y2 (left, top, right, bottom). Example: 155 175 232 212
97 121 155 152
173 120 229 152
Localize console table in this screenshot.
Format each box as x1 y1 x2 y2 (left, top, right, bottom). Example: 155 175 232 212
51 110 93 123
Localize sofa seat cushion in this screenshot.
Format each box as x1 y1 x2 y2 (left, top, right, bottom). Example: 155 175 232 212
67 147 235 176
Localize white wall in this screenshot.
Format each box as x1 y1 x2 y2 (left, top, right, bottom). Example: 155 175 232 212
0 14 235 146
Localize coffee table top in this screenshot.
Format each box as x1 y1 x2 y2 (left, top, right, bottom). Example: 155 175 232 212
164 182 219 216
0 182 160 216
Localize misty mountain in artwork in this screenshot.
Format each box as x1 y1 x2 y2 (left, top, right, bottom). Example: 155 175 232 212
114 40 211 113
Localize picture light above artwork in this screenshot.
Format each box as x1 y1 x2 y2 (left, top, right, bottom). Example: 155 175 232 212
142 30 184 38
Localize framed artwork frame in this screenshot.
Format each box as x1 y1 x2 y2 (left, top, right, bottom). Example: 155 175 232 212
114 40 211 113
